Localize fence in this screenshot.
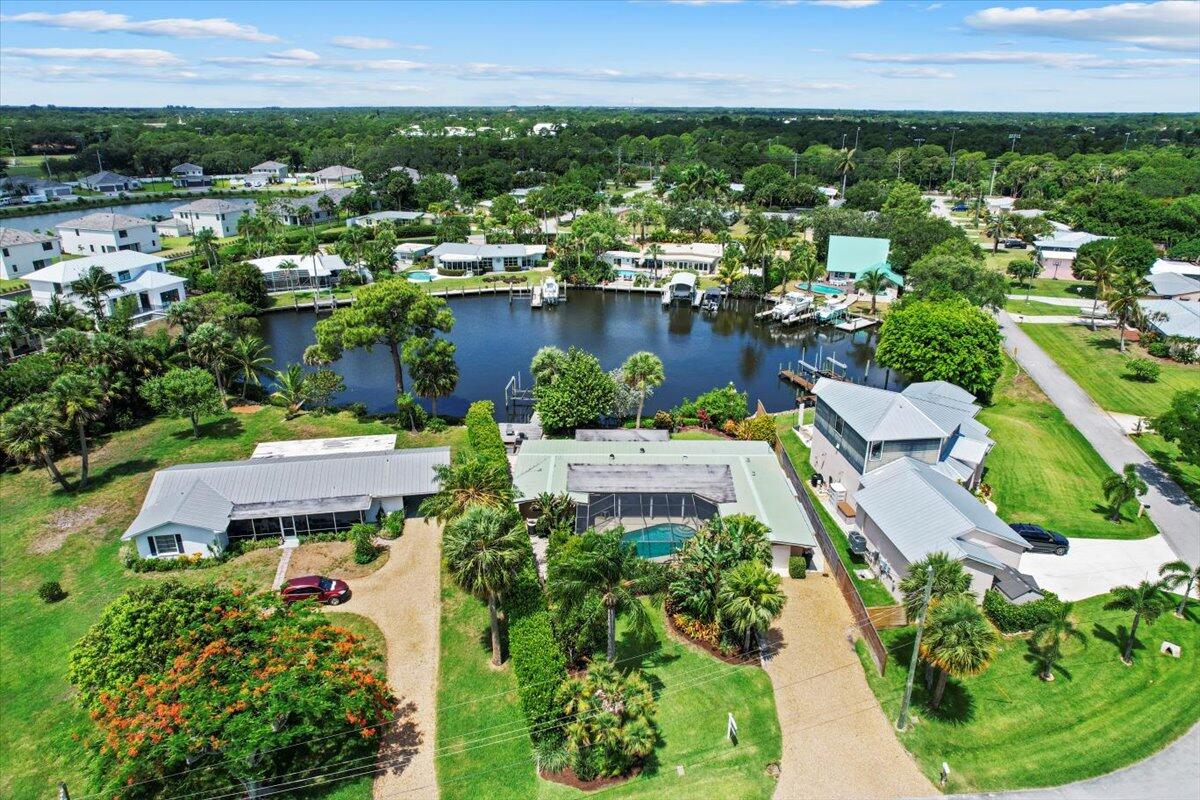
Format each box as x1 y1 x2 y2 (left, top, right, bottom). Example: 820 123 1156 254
773 437 889 675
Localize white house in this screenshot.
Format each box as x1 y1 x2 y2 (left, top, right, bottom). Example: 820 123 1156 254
394 242 435 267
602 243 725 275
1150 258 1200 280
347 210 431 229
311 165 362 188
428 242 546 273
79 171 139 193
276 188 353 226
169 199 255 238
0 227 61 280
170 163 211 188
247 253 354 291
56 213 161 255
24 251 186 318
1033 230 1109 279
122 445 450 559
252 160 290 180
391 166 460 189
1139 299 1200 340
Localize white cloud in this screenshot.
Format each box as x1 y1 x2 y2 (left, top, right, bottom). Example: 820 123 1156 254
809 0 881 7
868 66 954 79
0 10 278 42
330 35 395 50
269 48 321 62
850 49 1198 71
965 1 1200 52
2 46 184 67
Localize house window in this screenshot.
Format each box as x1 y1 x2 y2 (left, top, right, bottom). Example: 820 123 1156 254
118 230 128 238
41 242 53 251
117 270 131 282
833 415 845 436
1 248 7 257
149 533 183 557
160 289 180 305
869 441 883 461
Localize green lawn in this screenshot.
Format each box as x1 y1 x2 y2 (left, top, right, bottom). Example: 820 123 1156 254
0 277 28 294
860 594 1200 793
1013 277 1096 300
773 412 897 607
1019 324 1200 418
0 406 464 800
978 358 1158 540
1004 298 1081 316
437 590 783 800
1135 433 1200 505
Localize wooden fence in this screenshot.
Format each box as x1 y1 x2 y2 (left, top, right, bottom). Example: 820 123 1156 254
773 438 889 675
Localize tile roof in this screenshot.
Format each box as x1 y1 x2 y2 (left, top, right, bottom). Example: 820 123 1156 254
56 212 155 231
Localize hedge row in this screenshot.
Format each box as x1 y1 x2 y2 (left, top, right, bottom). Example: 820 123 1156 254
506 556 568 744
983 588 1065 633
464 400 508 467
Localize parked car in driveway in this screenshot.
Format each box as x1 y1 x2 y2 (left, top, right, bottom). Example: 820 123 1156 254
1002 238 1028 249
281 575 351 605
1010 523 1069 555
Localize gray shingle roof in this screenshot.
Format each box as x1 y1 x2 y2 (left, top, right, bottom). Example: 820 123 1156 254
284 188 354 213
312 165 361 180
855 458 1027 565
0 227 56 246
123 448 450 539
172 199 255 214
253 160 288 170
81 170 130 187
56 212 155 231
171 162 203 173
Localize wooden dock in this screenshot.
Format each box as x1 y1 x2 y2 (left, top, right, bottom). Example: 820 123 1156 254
778 369 816 391
834 313 880 332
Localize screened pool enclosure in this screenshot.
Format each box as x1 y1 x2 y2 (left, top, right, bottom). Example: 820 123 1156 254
574 491 720 558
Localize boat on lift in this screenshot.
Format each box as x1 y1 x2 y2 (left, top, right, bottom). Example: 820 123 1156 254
541 277 560 305
817 297 852 322
771 291 812 320
700 286 722 312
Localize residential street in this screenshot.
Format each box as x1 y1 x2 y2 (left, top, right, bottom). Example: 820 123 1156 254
997 312 1200 566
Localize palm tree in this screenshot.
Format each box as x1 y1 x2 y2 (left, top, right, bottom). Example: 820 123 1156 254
185 322 233 407
920 594 998 709
1159 560 1200 616
1101 463 1147 522
1103 270 1151 353
270 364 309 419
191 228 219 270
620 351 665 429
982 210 1011 254
644 242 664 280
1104 580 1170 664
714 251 744 303
1073 244 1122 329
836 147 857 196
791 242 822 290
70 265 119 328
444 505 527 666
49 370 104 490
744 226 771 295
230 335 273 400
405 337 459 418
551 529 652 661
855 268 891 315
898 551 971 622
278 258 300 308
419 457 514 522
1030 602 1085 681
718 560 787 653
0 401 71 491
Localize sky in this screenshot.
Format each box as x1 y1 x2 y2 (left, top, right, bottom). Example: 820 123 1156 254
0 1 1197 112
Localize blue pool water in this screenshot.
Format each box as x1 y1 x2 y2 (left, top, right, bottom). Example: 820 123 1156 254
811 283 844 295
407 270 434 283
622 522 696 559
616 269 640 280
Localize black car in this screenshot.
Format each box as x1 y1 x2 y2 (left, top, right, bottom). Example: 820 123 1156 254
1002 238 1028 249
1010 523 1069 555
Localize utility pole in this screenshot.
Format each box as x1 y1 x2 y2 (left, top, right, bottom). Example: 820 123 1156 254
841 132 847 150
948 127 958 182
1008 132 1021 152
853 125 860 151
1123 131 1132 151
44 154 55 180
792 153 799 179
897 570 935 731
988 161 998 196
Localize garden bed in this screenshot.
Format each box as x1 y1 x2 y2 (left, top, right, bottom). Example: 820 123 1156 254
664 606 753 666
539 765 639 791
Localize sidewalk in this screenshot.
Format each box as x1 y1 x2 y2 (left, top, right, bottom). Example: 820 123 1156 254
997 312 1200 565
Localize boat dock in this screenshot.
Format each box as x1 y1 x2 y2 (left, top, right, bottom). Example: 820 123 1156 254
531 286 543 308
834 312 880 331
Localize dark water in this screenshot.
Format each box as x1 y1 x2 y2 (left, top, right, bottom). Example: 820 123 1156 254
258 291 902 418
1 200 181 232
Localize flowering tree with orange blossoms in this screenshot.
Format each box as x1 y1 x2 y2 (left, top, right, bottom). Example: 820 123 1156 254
68 581 395 799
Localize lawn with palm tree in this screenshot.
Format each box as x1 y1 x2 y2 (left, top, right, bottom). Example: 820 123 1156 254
860 592 1199 793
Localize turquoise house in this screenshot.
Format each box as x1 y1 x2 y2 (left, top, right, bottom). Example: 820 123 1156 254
825 235 903 286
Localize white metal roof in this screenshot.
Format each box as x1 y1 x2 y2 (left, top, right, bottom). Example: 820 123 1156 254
813 379 946 442
247 253 349 277
24 250 169 284
252 435 398 459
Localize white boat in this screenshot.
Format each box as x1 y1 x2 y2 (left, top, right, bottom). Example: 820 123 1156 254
772 292 812 320
817 298 852 322
541 277 560 304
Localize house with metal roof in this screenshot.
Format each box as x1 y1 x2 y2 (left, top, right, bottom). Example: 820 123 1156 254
311 165 362 188
0 227 60 280
275 188 354 225
825 235 903 286
347 210 432 229
854 458 1040 604
429 242 546 273
246 253 355 291
55 212 160 255
1033 230 1109 279
809 378 992 508
1150 258 1200 280
1146 272 1200 301
24 250 185 320
511 439 818 570
122 445 450 559
1139 299 1200 341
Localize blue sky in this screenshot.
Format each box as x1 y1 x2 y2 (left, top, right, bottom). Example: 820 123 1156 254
0 1 1197 111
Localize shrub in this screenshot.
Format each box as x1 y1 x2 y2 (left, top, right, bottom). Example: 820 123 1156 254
380 511 405 540
425 416 448 433
693 383 749 426
394 393 428 431
38 580 67 603
1169 340 1198 364
737 412 777 446
788 556 808 579
1124 357 1161 383
125 552 218 573
1147 341 1172 358
653 410 674 430
983 589 1064 633
351 523 378 564
721 418 739 437
464 400 508 468
506 561 568 744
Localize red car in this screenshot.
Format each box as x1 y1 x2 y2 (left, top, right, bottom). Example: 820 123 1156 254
280 575 351 606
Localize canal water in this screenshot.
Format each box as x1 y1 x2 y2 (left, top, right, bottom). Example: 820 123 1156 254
1 200 181 232
259 290 903 418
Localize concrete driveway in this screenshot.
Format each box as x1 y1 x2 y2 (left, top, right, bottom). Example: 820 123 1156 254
1022 535 1179 600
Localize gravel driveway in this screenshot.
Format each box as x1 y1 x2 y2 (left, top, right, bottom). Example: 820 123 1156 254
764 575 933 800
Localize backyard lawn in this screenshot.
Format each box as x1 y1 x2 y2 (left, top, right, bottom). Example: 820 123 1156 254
1009 277 1095 300
1004 298 1081 317
436 590 783 800
1019 323 1200 418
978 358 1158 540
861 593 1200 793
0 406 463 800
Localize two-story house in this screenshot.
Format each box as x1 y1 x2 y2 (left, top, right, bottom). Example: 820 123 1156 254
252 160 290 180
24 251 186 319
276 188 353 226
56 213 160 255
170 162 212 188
169 199 255 238
0 227 61 280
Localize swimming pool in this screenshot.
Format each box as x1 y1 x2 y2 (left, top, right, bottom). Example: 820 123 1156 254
811 283 844 295
621 522 696 559
407 270 434 283
616 269 641 280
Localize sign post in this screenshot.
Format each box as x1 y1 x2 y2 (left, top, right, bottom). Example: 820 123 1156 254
726 713 738 744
